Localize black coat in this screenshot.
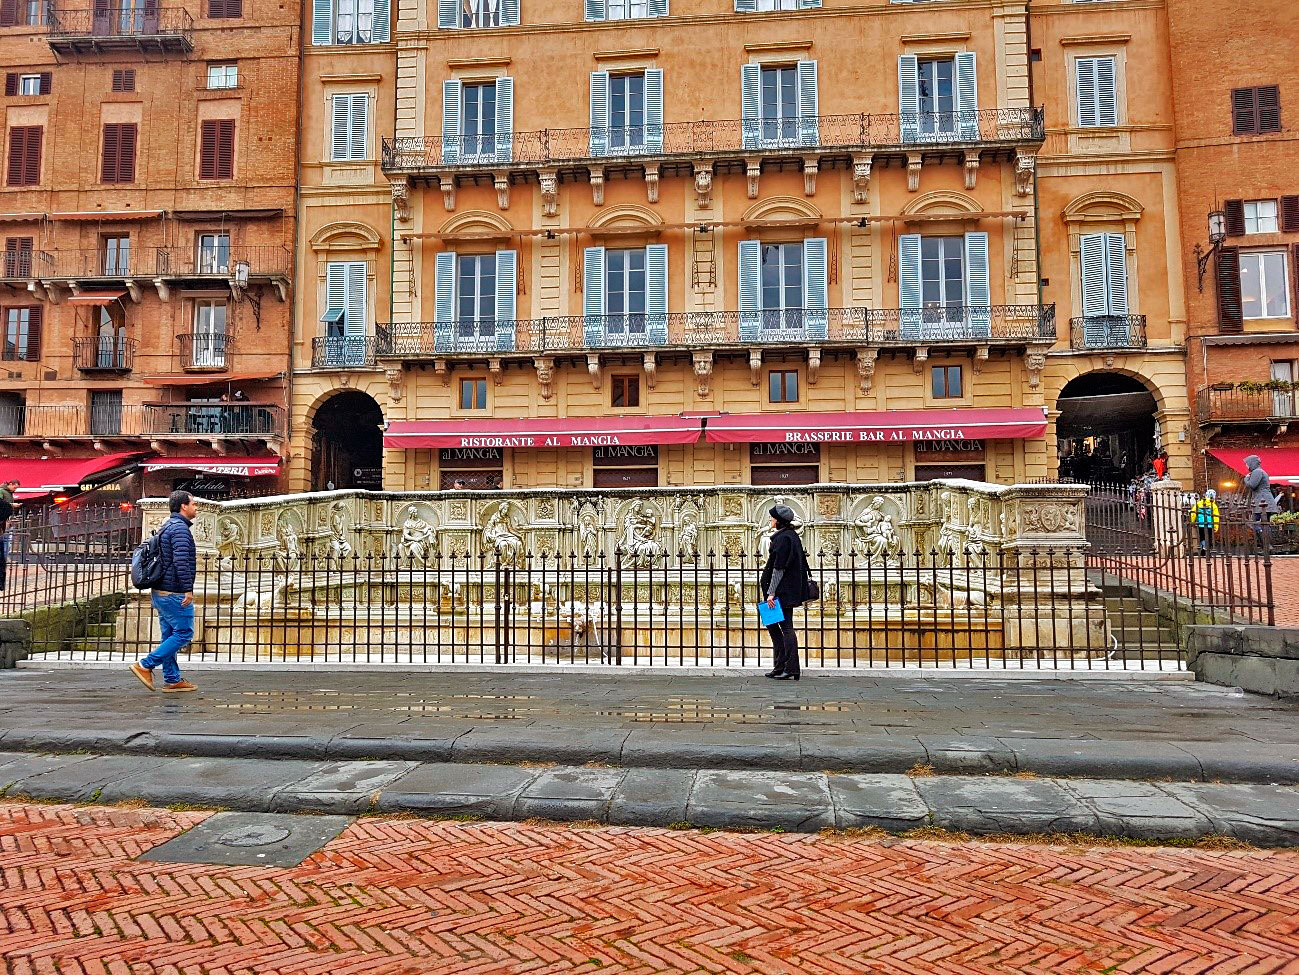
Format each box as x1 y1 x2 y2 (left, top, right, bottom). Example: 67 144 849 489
760 527 811 609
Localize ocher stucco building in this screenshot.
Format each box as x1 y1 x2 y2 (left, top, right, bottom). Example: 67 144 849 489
290 0 1191 494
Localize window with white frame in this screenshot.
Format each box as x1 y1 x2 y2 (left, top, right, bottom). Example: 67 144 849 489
442 79 514 162
917 58 956 136
741 60 817 148
761 242 804 325
898 53 979 143
590 70 662 155
207 63 238 89
1244 200 1280 235
334 0 373 42
456 254 497 341
898 233 991 337
330 93 368 161
608 0 648 16
462 84 496 158
1075 56 1118 128
605 248 647 339
197 233 230 274
323 262 367 368
760 65 798 143
585 0 666 18
192 300 228 368
582 245 667 347
734 0 818 10
311 0 389 43
434 249 517 352
1240 251 1290 319
738 238 828 339
18 74 41 96
438 0 518 27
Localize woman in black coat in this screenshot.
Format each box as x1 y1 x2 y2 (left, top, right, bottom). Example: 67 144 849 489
759 504 810 681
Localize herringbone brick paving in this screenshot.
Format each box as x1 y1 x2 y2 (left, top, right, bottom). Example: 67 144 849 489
2 802 1298 974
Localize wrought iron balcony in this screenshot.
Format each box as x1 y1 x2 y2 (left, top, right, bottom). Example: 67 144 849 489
177 333 233 372
377 305 1056 358
1068 315 1147 352
312 336 379 369
41 248 138 279
1197 386 1299 426
73 337 136 373
0 249 53 281
47 5 194 54
382 107 1045 176
145 403 285 439
153 244 292 279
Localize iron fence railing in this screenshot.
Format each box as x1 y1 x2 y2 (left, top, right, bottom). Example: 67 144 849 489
378 305 1056 357
382 107 1046 171
312 336 379 369
0 402 284 438
145 403 285 438
41 247 137 278
47 5 193 40
0 249 54 280
72 337 136 372
1069 315 1147 351
1197 385 1299 423
153 244 292 278
177 332 233 371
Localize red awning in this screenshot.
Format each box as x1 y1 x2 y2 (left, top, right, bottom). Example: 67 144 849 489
142 456 281 478
1209 448 1299 486
704 408 1048 444
143 372 282 386
66 290 128 305
384 415 703 449
1 452 143 496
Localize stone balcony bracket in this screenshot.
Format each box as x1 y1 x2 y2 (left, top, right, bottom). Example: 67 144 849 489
807 347 821 385
912 346 929 373
494 173 510 210
856 347 877 394
802 155 819 196
590 170 605 206
963 151 980 190
586 353 602 389
642 351 657 389
644 164 660 204
749 347 763 386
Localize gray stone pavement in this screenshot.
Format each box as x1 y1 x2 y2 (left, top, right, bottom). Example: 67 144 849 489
4 667 1299 782
2 749 1297 845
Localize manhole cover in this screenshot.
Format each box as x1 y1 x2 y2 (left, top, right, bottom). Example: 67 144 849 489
218 824 292 847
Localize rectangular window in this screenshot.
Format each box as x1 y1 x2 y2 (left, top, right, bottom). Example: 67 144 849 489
759 64 798 143
18 74 43 96
593 444 658 489
0 0 43 26
461 0 502 26
192 300 228 367
330 93 368 161
920 236 966 309
208 0 243 17
207 63 238 89
931 364 963 399
459 377 487 410
1244 200 1280 235
607 0 648 16
335 0 375 44
768 369 799 403
199 119 235 179
605 247 647 340
89 390 123 437
755 0 797 8
1270 361 1296 418
611 374 640 408
759 242 804 330
608 73 645 152
102 236 131 275
461 82 497 158
324 261 367 347
749 442 819 487
111 69 135 92
1075 56 1118 128
100 122 137 183
3 237 33 277
197 233 230 274
456 253 497 340
1240 250 1290 319
917 58 956 136
5 125 40 186
2 306 40 361
1232 86 1281 135
439 447 503 490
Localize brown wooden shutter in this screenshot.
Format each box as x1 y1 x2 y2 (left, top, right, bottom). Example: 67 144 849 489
199 120 217 178
1224 199 1246 237
24 305 40 361
4 74 16 97
101 124 119 182
23 126 40 185
207 0 222 14
226 0 242 15
1215 246 1243 332
118 123 137 182
38 72 51 95
6 127 38 186
6 128 21 185
216 119 234 178
0 0 17 28
1293 243 1299 325
1257 85 1282 133
111 69 135 92
4 237 32 277
1281 195 1299 233
1232 88 1258 134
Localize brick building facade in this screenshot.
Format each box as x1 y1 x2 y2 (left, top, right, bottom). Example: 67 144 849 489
0 0 299 503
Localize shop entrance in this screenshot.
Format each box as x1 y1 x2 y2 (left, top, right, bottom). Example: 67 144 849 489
1056 372 1157 484
311 391 384 491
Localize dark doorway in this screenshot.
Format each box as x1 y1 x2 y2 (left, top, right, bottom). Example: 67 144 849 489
311 391 383 491
1056 372 1157 484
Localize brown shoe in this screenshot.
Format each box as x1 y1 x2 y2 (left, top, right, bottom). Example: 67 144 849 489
129 663 155 691
159 679 198 693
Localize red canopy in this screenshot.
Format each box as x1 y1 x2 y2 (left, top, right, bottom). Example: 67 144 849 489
141 457 281 478
1209 448 1299 486
705 408 1048 444
2 452 143 498
384 415 703 450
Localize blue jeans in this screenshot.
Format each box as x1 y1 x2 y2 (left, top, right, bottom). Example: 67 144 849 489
141 592 192 685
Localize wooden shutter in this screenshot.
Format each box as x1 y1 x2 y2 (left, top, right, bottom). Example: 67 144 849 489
216 119 234 178
955 51 979 140
102 123 135 183
643 68 663 153
737 239 760 340
797 60 818 147
7 127 39 186
438 0 457 27
101 124 119 182
199 120 217 178
741 63 761 149
1282 195 1299 233
1257 85 1281 133
964 231 991 331
645 243 667 343
583 246 606 345
1224 199 1245 237
589 72 609 156
803 237 829 340
898 234 922 336
24 305 40 361
208 0 223 15
4 237 32 277
1232 88 1258 134
22 126 40 186
494 77 513 162
898 55 919 143
493 249 517 351
1215 246 1243 332
441 80 462 161
119 124 136 181
311 0 332 44
371 0 388 40
0 0 16 28
38 72 51 94
4 75 16 97
111 69 135 92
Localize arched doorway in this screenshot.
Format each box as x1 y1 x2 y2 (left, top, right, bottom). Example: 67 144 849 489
1056 372 1158 484
311 391 384 491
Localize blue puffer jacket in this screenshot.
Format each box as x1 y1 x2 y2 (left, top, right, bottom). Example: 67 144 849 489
157 513 196 593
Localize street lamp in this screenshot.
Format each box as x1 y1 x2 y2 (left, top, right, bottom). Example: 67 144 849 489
233 261 250 290
1195 209 1228 292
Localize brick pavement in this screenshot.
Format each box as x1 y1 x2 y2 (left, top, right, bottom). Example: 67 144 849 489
2 802 1298 975
1273 558 1299 628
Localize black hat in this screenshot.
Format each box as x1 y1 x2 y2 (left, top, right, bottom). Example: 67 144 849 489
769 504 796 525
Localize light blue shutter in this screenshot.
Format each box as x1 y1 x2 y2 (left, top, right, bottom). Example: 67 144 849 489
584 0 606 20
1104 234 1128 315
898 55 919 144
330 95 350 160
644 69 664 153
803 238 828 341
312 0 332 45
1095 57 1117 127
500 0 520 25
964 232 990 336
734 0 757 10
345 263 366 338
899 234 922 338
441 80 462 162
371 0 389 42
325 263 346 364
589 71 609 156
434 250 456 352
797 0 821 7
741 64 761 150
494 249 517 352
647 0 667 15
1080 232 1107 346
738 240 761 341
349 94 368 161
438 0 457 28
646 243 668 344
797 60 819 147
583 246 606 346
495 77 514 162
955 52 978 140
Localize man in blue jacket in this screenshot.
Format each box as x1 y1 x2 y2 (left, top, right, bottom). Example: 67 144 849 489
130 490 199 693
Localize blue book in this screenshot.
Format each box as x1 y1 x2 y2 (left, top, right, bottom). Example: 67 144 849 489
757 598 785 626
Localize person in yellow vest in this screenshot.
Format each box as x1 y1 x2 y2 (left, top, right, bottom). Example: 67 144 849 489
1190 490 1220 556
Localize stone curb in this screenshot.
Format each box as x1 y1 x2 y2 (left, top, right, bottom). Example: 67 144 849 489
2 725 1298 785
1 750 1297 846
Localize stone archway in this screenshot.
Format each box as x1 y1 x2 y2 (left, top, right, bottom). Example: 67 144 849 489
310 390 384 491
1055 371 1158 484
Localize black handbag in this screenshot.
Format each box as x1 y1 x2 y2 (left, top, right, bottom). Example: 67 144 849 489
803 552 820 601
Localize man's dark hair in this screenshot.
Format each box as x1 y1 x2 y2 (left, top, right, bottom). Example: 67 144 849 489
168 490 193 513
3 478 17 487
